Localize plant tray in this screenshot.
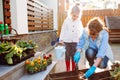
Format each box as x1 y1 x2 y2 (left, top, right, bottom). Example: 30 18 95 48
0 38 20 44
48 69 114 80
27 66 47 74
0 52 34 65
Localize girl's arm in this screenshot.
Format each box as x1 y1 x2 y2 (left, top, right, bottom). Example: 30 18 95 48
59 20 67 42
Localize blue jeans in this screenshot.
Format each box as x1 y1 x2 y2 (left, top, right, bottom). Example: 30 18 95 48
85 47 109 68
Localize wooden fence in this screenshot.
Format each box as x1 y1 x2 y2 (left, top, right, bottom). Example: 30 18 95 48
2 0 53 32
27 0 53 31
81 9 120 27
58 9 120 36
3 0 11 27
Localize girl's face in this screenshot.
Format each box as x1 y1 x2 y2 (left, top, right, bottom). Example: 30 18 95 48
71 13 79 21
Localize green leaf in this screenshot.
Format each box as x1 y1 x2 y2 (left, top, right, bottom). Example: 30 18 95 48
7 57 13 64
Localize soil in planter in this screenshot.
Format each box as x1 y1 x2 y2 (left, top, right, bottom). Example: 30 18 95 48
49 69 87 80
89 70 114 80
49 69 114 80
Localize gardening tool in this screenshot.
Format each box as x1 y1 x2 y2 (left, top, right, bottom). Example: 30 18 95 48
75 63 79 72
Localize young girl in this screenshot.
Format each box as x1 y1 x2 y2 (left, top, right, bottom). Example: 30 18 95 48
59 4 83 72
74 17 114 78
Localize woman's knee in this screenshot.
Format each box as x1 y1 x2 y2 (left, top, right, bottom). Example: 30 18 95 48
99 56 109 68
85 47 97 59
99 62 108 68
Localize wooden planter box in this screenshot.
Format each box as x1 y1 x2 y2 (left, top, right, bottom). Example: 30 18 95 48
48 69 114 80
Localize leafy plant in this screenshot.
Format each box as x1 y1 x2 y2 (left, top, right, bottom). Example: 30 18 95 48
16 40 37 49
0 40 37 65
0 42 12 54
5 45 23 64
110 62 120 80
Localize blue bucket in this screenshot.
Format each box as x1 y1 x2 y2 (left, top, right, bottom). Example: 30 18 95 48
55 46 66 60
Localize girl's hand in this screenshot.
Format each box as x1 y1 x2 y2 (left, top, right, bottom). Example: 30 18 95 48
59 40 64 45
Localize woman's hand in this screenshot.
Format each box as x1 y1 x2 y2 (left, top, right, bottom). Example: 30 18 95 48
84 65 96 78
74 51 81 64
84 57 102 78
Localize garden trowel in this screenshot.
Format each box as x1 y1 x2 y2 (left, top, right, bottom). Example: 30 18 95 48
75 63 79 72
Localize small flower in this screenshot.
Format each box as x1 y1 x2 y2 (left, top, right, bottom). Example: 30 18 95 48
25 60 30 64
30 61 34 66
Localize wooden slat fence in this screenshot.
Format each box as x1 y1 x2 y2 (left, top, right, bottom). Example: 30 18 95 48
3 0 11 27
27 0 53 32
58 9 120 36
81 9 120 27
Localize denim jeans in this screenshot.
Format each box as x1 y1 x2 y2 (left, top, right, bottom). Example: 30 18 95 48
85 47 109 68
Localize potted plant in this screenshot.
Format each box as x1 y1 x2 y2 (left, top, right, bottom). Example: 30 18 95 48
0 40 37 65
0 42 23 65
110 62 120 80
43 53 52 65
25 57 47 74
16 40 37 60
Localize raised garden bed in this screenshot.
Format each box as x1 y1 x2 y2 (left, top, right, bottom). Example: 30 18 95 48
48 69 114 80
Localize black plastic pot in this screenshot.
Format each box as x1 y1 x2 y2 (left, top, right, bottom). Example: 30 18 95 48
0 51 34 65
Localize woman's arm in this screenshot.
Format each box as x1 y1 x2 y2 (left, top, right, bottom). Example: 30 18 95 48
96 30 109 58
74 30 86 64
84 57 102 79
93 57 102 67
76 30 86 50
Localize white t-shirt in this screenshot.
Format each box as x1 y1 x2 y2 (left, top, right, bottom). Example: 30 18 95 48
59 17 83 43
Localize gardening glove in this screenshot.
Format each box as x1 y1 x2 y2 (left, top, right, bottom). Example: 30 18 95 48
74 51 81 64
84 65 96 78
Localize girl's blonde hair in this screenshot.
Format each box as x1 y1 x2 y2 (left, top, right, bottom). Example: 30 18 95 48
67 3 82 19
87 17 109 36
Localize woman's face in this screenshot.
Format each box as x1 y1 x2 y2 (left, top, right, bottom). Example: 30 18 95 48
89 30 99 39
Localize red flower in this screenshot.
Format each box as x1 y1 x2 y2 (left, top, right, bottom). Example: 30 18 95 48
43 55 46 59
49 54 52 57
46 56 49 60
